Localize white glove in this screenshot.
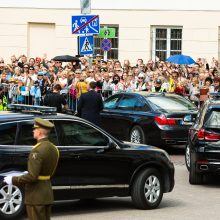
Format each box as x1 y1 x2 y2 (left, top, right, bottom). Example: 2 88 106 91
3 176 12 185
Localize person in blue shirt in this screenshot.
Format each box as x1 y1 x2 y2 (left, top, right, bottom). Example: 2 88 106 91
16 80 26 104
30 81 42 106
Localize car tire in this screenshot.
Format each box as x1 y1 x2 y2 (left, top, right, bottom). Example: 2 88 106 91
0 184 24 219
131 168 163 209
185 144 190 171
130 125 146 144
189 162 203 185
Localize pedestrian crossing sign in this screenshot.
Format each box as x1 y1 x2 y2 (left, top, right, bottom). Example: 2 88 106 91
79 35 94 55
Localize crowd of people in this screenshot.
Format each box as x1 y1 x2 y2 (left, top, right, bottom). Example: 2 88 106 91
0 54 220 112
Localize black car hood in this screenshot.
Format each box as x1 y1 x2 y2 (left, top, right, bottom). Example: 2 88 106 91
121 141 173 164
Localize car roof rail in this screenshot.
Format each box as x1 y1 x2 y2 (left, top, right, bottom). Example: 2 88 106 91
147 92 166 97
209 92 220 100
7 104 57 115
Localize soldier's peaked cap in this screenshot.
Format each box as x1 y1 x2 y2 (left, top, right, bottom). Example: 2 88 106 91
33 118 54 129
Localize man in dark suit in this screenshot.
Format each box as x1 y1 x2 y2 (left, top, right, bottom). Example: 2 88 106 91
78 81 104 126
44 84 68 113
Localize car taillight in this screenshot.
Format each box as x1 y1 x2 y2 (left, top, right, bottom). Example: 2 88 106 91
154 116 176 125
197 129 220 141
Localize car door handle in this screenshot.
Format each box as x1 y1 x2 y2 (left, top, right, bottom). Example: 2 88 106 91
70 153 81 158
16 153 27 157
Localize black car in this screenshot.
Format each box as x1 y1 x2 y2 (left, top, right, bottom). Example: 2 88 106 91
100 92 198 147
185 94 220 184
0 104 174 219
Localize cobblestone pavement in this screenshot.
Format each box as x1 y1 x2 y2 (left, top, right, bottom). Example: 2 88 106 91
170 155 185 166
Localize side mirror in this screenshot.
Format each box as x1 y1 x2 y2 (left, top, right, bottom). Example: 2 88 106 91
183 115 194 125
108 140 117 150
97 140 117 153
183 115 193 122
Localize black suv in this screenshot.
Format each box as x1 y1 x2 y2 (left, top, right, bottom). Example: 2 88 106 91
185 94 220 184
0 104 174 219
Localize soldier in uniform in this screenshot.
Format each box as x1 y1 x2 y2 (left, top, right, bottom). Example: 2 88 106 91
4 118 60 220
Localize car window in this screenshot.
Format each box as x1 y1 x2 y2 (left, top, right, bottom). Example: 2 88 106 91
204 110 220 128
117 96 137 110
0 123 17 145
147 96 197 112
135 99 150 111
104 94 121 109
55 120 109 146
17 120 58 146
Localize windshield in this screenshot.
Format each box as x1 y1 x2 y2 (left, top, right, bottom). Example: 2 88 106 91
147 96 197 112
204 110 220 128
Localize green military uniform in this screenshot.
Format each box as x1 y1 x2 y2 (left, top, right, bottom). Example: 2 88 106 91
12 118 59 220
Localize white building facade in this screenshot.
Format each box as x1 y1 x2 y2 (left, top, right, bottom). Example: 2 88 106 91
1 0 220 64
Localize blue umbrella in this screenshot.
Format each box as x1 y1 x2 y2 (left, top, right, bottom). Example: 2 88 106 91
166 55 195 65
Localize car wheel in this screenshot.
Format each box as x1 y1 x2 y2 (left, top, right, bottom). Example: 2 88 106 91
189 162 203 185
185 144 190 171
0 184 24 219
131 168 163 209
130 125 145 144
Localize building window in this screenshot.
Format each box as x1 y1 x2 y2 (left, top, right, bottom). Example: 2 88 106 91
94 25 119 59
152 27 182 61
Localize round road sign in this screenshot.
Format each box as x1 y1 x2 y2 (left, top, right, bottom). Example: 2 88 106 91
100 39 112 52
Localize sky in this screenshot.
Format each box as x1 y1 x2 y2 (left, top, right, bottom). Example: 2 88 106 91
1 0 220 10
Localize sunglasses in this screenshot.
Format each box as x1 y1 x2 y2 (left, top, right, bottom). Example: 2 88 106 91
138 77 144 79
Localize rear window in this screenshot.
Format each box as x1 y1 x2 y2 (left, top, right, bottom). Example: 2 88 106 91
147 96 197 112
204 110 220 128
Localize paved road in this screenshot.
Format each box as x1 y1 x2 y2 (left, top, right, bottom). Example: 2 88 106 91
22 153 220 220
50 154 220 220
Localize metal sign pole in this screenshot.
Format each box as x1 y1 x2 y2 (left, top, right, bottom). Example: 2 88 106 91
80 0 91 14
104 51 107 62
103 25 107 61
77 36 80 56
78 0 94 66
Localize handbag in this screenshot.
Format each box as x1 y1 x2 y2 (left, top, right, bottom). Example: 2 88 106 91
69 88 77 99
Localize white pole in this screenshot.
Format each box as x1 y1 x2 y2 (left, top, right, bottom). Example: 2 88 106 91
104 51 107 61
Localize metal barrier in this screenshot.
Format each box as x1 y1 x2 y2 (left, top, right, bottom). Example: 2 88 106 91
0 83 114 111
0 83 195 112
